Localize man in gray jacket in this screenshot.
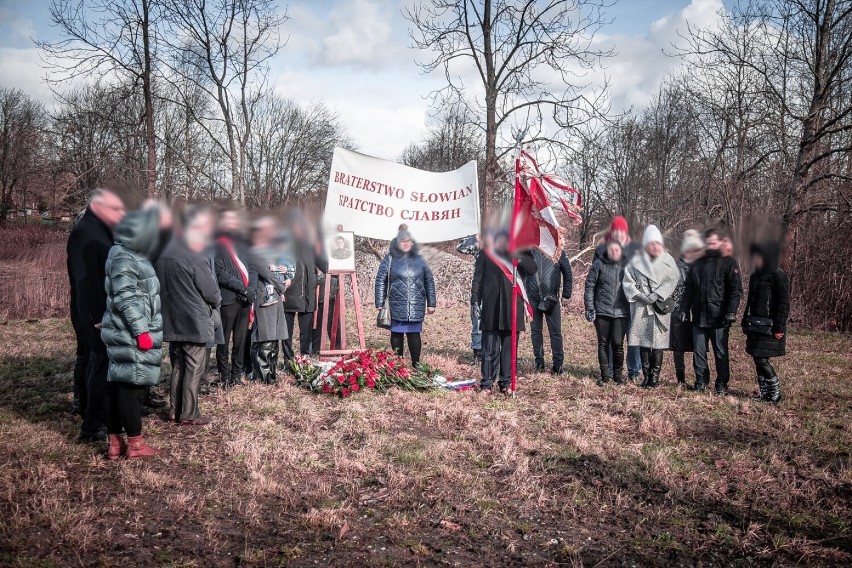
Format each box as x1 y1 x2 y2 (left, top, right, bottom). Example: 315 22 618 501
155 206 221 426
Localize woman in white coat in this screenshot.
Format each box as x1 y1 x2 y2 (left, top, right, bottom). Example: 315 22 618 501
623 225 681 389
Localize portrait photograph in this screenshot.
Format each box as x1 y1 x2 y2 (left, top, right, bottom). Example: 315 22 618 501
326 231 355 272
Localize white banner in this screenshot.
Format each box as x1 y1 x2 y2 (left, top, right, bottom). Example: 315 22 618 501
323 147 480 243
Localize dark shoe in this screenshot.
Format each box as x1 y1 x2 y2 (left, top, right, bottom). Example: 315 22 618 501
70 399 82 417
596 375 611 386
628 374 641 384
763 376 782 403
180 416 212 426
144 389 168 408
498 386 511 396
551 365 564 375
613 370 626 385
693 382 707 393
78 429 108 444
534 361 546 372
126 435 161 459
479 385 493 395
714 384 729 395
107 434 126 460
753 376 768 400
676 369 686 385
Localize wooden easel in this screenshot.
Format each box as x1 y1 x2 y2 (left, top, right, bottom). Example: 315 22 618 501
318 270 366 357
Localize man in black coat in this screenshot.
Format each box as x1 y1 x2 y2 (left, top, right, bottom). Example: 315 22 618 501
471 232 537 394
526 248 573 374
281 215 328 360
214 208 257 388
156 206 222 425
66 188 126 442
681 227 743 393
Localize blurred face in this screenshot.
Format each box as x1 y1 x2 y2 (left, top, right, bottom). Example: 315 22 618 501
721 237 733 257
399 238 413 253
646 241 664 258
607 242 622 262
683 248 703 262
90 191 126 227
252 218 277 245
751 253 764 271
610 229 627 244
158 206 173 230
705 234 721 251
219 210 241 233
186 212 214 253
494 234 509 253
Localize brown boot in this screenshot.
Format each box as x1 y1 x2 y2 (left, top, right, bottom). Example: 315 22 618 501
126 435 161 459
107 434 127 460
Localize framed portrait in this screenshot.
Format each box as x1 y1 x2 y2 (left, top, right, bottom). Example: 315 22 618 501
326 231 356 272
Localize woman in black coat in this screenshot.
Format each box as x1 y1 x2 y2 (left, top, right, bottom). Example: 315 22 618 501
669 230 704 385
375 225 437 367
584 240 629 385
743 241 789 403
470 231 536 394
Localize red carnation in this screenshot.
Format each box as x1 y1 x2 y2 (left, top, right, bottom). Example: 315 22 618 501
352 384 360 392
349 376 357 385
341 388 351 397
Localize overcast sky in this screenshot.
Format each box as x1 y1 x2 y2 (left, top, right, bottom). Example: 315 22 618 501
0 0 729 160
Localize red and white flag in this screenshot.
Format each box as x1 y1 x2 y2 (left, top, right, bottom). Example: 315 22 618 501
483 247 533 317
510 149 583 258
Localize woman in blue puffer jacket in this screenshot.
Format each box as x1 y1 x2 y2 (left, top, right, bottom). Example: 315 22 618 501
375 225 437 367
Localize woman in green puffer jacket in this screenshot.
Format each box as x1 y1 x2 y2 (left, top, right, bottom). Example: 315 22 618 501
101 206 164 460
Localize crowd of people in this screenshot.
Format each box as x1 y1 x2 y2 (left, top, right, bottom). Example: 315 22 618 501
66 189 790 461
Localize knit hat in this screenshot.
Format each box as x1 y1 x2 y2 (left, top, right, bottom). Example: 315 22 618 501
610 215 628 234
397 224 413 241
680 229 704 254
642 224 663 246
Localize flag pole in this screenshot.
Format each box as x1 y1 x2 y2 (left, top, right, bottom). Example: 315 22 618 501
509 131 526 397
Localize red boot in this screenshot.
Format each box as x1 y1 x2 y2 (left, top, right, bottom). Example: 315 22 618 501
107 434 127 460
126 435 161 459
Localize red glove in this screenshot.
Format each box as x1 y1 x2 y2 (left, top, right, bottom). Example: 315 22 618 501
136 332 153 351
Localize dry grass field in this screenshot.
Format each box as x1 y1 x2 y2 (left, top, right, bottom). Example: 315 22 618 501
1 306 850 567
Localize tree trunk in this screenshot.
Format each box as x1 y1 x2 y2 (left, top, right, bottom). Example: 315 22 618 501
482 0 495 216
142 0 156 198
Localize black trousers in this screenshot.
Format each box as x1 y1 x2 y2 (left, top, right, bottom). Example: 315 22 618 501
70 308 89 412
391 332 422 367
313 300 341 351
81 321 109 436
481 330 516 389
640 348 664 376
169 342 206 421
106 382 146 437
283 311 314 359
754 357 777 379
530 307 564 368
217 301 250 381
594 316 628 378
252 341 280 384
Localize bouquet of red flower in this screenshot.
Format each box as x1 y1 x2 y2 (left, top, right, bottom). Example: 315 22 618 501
290 349 440 397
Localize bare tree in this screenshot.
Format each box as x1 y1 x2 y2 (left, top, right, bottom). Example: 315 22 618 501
401 100 483 173
161 0 286 203
406 0 612 214
38 0 160 198
0 89 46 221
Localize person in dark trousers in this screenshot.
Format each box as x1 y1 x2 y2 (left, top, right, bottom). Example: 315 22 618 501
743 241 789 403
375 225 437 367
66 188 126 442
680 227 743 394
584 240 630 385
101 206 163 460
156 206 221 426
471 231 537 395
592 215 643 381
526 248 573 374
214 208 257 388
282 212 328 359
669 230 704 385
249 217 290 384
457 235 482 362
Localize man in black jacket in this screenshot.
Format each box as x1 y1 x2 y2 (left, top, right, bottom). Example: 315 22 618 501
282 213 328 360
66 188 126 442
681 228 743 393
156 206 221 425
526 248 573 374
214 208 257 388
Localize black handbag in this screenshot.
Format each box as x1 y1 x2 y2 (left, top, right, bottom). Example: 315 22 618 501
743 315 773 336
653 296 676 315
377 256 392 329
535 266 559 313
